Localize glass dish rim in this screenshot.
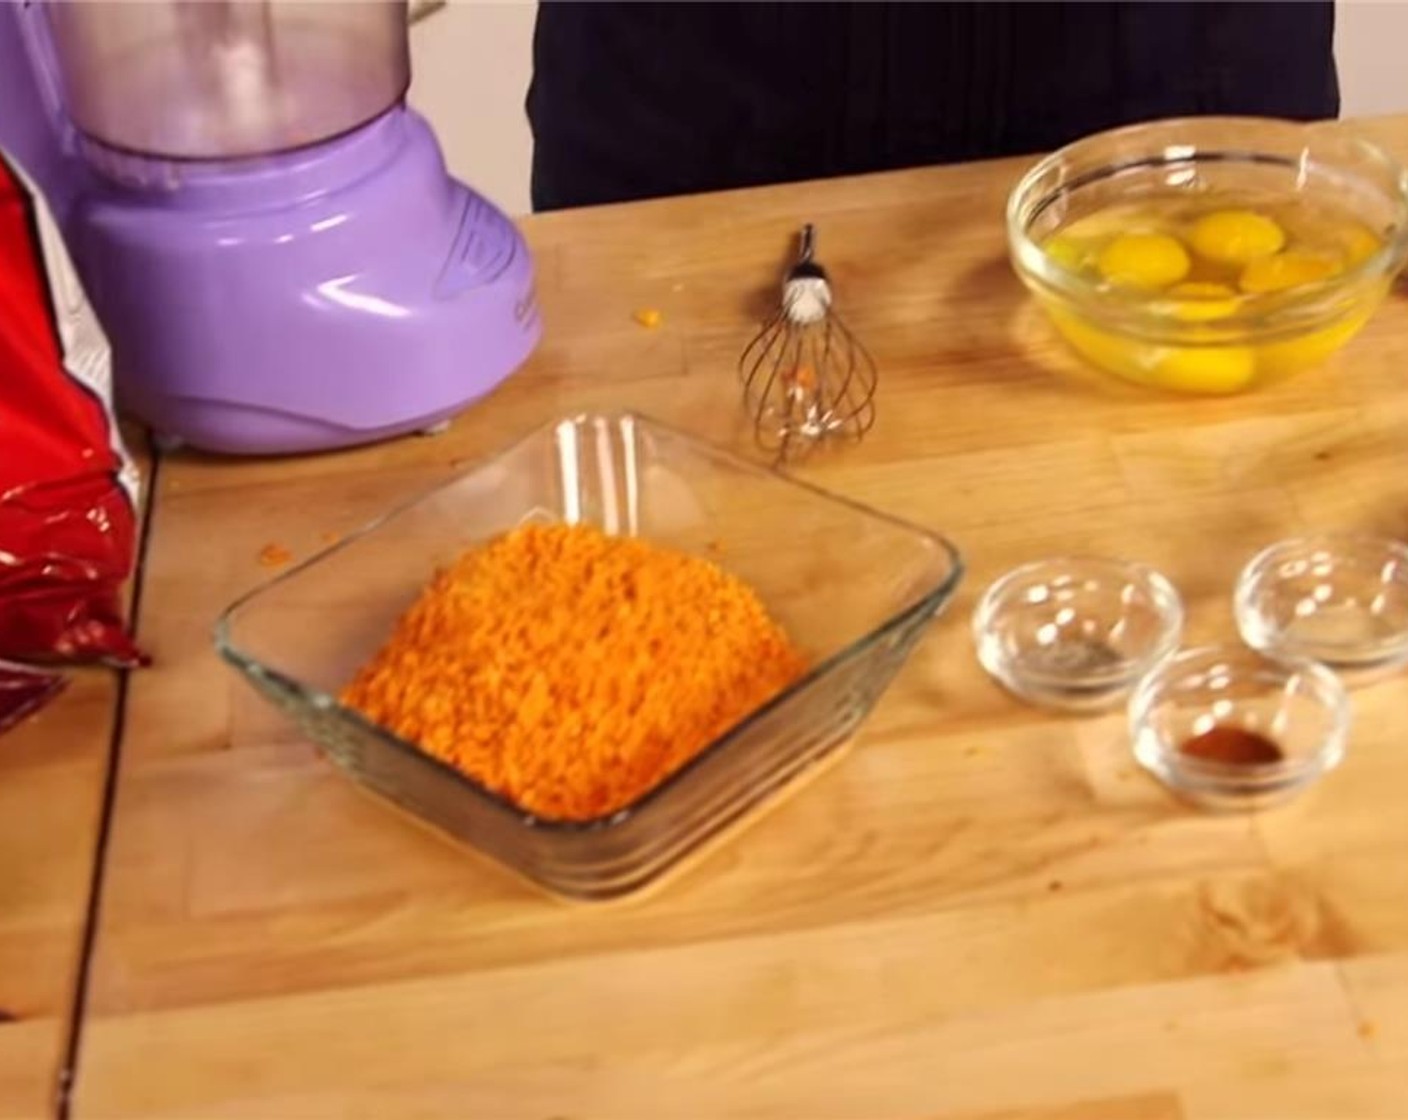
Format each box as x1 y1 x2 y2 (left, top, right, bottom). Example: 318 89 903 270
1127 642 1351 780
972 554 1185 688
213 409 965 835
1005 115 1408 338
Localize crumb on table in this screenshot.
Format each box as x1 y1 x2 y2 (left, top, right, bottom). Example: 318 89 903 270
258 543 294 568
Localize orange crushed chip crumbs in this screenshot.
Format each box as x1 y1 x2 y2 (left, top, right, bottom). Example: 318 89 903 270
632 307 663 329
257 543 294 568
340 523 806 821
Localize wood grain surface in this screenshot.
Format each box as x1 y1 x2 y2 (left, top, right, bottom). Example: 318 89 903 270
0 432 147 1120
68 117 1408 1117
0 672 116 1120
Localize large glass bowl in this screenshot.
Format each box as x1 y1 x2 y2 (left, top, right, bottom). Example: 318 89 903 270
215 413 963 900
1008 117 1408 394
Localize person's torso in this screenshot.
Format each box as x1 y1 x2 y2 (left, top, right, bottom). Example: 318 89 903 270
529 1 1338 209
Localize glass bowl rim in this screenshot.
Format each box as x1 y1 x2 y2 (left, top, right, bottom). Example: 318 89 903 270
213 409 965 835
1006 115 1408 338
973 555 1185 688
1127 642 1351 780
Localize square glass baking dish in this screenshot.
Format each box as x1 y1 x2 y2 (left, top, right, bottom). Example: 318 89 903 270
216 413 963 900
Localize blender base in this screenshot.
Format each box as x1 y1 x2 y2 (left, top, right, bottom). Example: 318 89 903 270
73 108 539 455
146 402 468 457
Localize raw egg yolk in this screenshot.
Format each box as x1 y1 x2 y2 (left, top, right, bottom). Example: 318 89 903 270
1149 344 1256 394
1189 210 1286 267
1049 309 1255 394
1097 233 1190 289
1239 251 1343 295
1166 281 1241 322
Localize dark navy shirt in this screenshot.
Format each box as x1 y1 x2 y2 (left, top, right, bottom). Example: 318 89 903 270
527 1 1338 211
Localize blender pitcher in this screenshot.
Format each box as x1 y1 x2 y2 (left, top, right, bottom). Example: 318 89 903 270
43 0 410 158
0 0 539 456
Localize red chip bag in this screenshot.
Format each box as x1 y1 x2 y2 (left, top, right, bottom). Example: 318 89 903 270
0 150 144 678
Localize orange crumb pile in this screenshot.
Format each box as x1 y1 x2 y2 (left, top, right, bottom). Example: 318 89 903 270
340 523 807 821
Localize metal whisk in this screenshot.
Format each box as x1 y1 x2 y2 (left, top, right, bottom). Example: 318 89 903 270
739 224 877 460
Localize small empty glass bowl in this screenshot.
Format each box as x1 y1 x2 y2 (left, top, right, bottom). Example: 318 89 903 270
973 557 1183 711
1235 534 1408 672
1130 645 1350 811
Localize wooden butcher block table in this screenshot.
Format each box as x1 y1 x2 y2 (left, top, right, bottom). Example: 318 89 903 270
0 431 149 1120
0 674 118 1120
62 117 1408 1117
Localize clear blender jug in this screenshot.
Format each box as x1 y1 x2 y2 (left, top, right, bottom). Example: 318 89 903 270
0 0 539 455
43 0 409 159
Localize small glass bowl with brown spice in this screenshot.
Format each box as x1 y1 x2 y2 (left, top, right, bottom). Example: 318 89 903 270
1129 645 1350 811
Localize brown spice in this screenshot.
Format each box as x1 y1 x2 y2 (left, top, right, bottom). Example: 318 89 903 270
1180 725 1283 765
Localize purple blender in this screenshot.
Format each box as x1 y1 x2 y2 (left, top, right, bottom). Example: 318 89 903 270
0 0 539 454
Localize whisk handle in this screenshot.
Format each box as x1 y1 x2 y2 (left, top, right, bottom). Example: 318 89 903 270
788 223 827 282
798 223 816 264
